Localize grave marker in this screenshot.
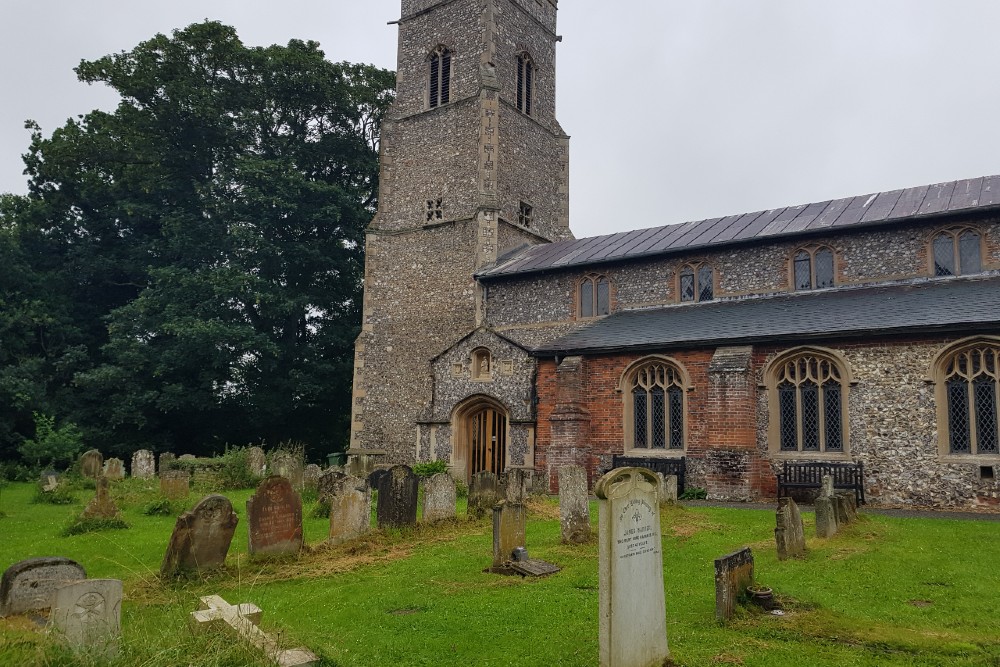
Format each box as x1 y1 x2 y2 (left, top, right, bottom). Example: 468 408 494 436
328 475 372 545
774 497 806 560
0 557 86 618
714 547 755 621
103 458 125 481
317 468 346 503
491 501 526 571
559 465 591 544
131 449 156 479
302 464 322 491
656 472 678 505
82 477 119 520
159 452 176 472
247 446 266 478
376 465 418 528
422 473 457 523
501 468 530 504
160 470 190 499
40 470 60 492
271 451 304 490
815 474 839 538
161 494 238 577
79 449 103 479
49 579 122 658
247 477 303 558
468 470 499 518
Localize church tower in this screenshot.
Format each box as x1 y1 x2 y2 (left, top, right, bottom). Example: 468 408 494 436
349 0 570 464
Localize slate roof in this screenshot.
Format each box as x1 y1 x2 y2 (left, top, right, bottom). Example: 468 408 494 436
479 175 1000 279
532 276 1000 356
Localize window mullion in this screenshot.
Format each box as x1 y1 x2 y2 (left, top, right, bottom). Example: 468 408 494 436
795 385 803 451
818 386 826 451
968 380 978 454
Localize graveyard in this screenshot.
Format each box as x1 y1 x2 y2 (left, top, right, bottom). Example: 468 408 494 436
0 458 998 666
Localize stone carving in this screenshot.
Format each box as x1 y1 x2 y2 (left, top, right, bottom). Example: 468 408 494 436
328 475 372 545
271 451 304 489
79 449 103 479
0 557 86 617
468 470 500 518
559 465 591 544
422 473 456 523
82 477 120 520
246 446 266 478
774 497 806 560
302 464 322 491
102 457 125 481
160 470 190 500
49 579 122 657
161 494 239 577
714 547 754 621
376 465 418 528
131 449 155 479
595 467 670 667
491 501 526 570
247 476 303 558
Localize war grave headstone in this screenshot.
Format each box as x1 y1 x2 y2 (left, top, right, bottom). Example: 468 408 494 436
559 465 591 544
159 452 176 472
161 494 239 577
317 468 346 504
247 446 266 478
376 465 418 528
160 469 191 500
302 464 322 491
79 449 103 479
468 470 499 518
328 475 372 545
190 595 318 667
247 476 303 558
81 477 119 520
0 557 86 618
774 497 806 560
131 449 156 479
422 473 456 523
714 547 755 621
815 475 839 538
49 578 122 658
656 472 678 505
103 457 125 481
595 467 670 667
271 451 304 490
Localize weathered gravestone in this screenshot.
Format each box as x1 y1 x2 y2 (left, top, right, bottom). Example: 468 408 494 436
0 557 86 617
159 452 176 472
271 451 304 490
376 465 418 528
775 497 806 560
246 446 266 478
190 595 318 667
491 501 527 571
302 464 322 491
317 468 346 504
160 470 190 500
815 475 839 538
714 547 755 621
178 454 196 461
79 449 103 479
835 492 857 524
468 470 500 518
595 467 670 667
161 495 239 577
367 467 389 491
656 472 678 505
422 473 456 523
501 468 531 504
131 449 156 479
559 465 591 544
40 470 60 492
103 458 125 481
247 476 303 558
328 475 372 545
49 578 122 658
82 477 119 520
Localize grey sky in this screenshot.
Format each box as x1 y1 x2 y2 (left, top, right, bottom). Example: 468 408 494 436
3 1 999 239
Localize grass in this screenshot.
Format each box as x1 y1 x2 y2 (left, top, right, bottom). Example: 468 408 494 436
0 479 998 666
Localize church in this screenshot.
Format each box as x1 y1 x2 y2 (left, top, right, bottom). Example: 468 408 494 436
348 0 1000 509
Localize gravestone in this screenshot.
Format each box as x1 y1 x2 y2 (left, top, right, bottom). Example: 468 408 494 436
131 449 156 479
317 468 346 504
328 475 372 545
271 451 304 490
376 465 418 528
102 458 125 481
836 492 858 523
40 470 60 492
595 467 670 667
302 464 322 491
246 476 303 557
79 450 103 479
49 579 122 658
367 467 389 491
815 474 839 538
190 595 318 667
774 497 806 560
714 547 755 621
422 473 457 523
656 472 678 505
559 465 591 544
491 501 527 570
0 557 86 617
178 454 196 460
468 470 500 518
81 477 119 519
161 494 239 577
501 468 530 504
246 446 266 478
159 452 176 472
160 470 190 500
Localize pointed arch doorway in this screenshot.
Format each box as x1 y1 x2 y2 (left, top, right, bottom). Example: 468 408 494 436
454 398 509 483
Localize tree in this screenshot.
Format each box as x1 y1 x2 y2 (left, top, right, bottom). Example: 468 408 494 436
9 22 394 456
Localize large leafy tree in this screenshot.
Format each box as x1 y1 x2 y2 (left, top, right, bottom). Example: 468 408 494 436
6 22 394 457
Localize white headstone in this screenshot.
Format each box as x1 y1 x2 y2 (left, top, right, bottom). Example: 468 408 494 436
49 579 122 658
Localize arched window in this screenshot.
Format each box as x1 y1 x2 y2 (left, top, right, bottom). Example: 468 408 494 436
578 274 610 318
429 46 452 109
764 347 852 456
619 357 691 452
931 228 982 276
930 338 1000 457
516 53 534 115
471 348 492 381
792 246 835 291
678 263 714 302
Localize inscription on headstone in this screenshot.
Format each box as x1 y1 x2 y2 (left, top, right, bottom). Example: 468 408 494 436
328 475 372 545
559 465 591 544
775 497 806 560
376 465 418 528
49 579 122 658
247 477 303 558
714 547 755 621
161 494 239 577
131 449 156 479
422 473 457 523
79 450 103 479
0 557 86 617
468 470 499 519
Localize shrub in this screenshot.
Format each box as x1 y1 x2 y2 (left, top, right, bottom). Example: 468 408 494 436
142 498 186 516
679 487 708 500
310 500 331 519
455 481 469 499
62 516 129 536
412 460 449 478
18 412 85 468
216 447 261 490
33 484 77 505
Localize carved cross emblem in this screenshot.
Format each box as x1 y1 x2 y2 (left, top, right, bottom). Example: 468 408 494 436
73 592 106 622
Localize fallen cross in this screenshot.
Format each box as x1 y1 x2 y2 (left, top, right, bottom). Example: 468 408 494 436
189 595 318 667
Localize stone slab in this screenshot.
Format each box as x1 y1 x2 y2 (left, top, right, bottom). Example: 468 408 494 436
79 450 103 479
247 446 266 478
49 578 122 657
328 475 372 545
103 458 125 481
492 502 526 569
714 547 754 621
510 559 560 577
160 470 190 500
247 476 303 558
468 470 499 519
0 557 86 617
815 496 839 538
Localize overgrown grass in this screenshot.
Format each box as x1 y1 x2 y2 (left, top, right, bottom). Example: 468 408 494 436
0 481 998 666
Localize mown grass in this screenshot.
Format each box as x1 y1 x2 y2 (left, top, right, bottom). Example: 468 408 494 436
0 479 998 666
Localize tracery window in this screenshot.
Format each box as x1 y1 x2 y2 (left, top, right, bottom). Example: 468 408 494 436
578 274 610 318
932 340 1000 456
765 348 851 455
622 358 689 451
678 263 714 302
792 246 835 291
429 46 452 109
516 53 534 115
931 228 982 276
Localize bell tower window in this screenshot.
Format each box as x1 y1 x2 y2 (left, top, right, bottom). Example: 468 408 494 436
516 54 534 115
429 46 452 109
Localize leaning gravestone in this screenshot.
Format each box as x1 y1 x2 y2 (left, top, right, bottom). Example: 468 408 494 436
271 451 304 490
131 449 156 479
376 465 418 528
247 476 303 558
49 578 122 658
328 476 372 545
82 477 119 520
491 501 527 571
302 464 322 491
79 449 103 479
103 458 125 481
422 473 457 523
714 547 755 621
559 465 591 544
246 446 266 478
161 494 239 577
839 492 859 522
0 557 86 617
160 470 191 500
468 470 500 519
774 497 806 560
317 468 346 504
595 467 670 667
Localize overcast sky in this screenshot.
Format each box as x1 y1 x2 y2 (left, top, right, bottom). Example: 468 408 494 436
3 0 1000 238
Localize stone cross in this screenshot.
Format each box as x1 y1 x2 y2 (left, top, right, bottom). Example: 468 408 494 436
49 579 122 658
422 473 456 523
190 595 318 667
559 465 590 544
774 497 806 560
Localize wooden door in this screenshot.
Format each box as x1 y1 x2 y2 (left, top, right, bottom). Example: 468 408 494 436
467 406 507 480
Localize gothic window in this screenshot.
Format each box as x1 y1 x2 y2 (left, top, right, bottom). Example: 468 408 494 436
429 46 452 109
678 263 715 303
764 348 851 456
931 227 982 277
518 201 533 227
471 348 492 381
426 198 443 222
792 246 835 291
621 358 690 452
516 53 534 115
578 274 610 318
931 339 1000 458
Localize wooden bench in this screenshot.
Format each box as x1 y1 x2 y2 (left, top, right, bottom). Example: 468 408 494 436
777 461 865 505
610 455 686 496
